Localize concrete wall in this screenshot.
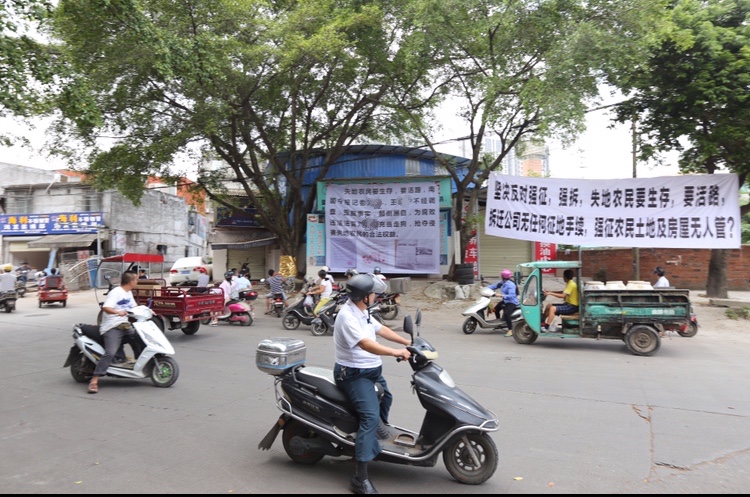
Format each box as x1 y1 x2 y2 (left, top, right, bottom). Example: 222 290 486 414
0 163 61 193
557 247 750 291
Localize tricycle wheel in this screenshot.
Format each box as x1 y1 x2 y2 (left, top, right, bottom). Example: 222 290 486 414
678 321 698 338
462 317 478 335
62 300 67 307
442 432 498 485
148 356 179 387
70 352 94 383
625 325 661 356
200 318 212 325
282 313 301 330
512 320 537 344
282 418 325 465
182 320 200 335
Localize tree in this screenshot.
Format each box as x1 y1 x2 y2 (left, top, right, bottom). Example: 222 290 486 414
397 0 669 278
45 0 437 276
0 0 55 144
612 0 750 298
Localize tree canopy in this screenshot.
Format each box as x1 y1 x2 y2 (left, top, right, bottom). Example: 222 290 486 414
400 0 669 272
612 0 750 297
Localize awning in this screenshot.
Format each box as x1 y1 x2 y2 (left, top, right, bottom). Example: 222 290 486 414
27 233 98 249
210 229 278 250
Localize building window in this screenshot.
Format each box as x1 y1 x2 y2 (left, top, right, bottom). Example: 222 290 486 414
7 193 32 214
76 191 102 212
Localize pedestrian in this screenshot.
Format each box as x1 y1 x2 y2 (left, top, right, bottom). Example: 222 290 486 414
653 267 670 288
87 271 142 394
487 269 519 336
195 267 210 293
542 269 579 332
138 268 148 280
333 273 411 495
373 267 386 282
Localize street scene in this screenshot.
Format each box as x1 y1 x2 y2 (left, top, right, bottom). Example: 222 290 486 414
2 280 750 494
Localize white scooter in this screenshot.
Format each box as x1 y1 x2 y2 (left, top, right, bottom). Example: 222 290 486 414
63 305 180 388
462 287 522 334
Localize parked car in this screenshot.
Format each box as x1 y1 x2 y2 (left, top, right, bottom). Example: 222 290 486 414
168 257 213 285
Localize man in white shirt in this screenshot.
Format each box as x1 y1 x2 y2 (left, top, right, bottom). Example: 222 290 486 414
87 271 141 394
0 267 17 292
653 267 670 288
233 269 252 299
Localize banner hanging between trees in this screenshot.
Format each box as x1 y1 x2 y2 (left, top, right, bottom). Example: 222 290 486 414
325 182 441 274
485 173 740 249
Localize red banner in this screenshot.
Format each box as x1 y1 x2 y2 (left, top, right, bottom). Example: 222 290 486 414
534 242 557 274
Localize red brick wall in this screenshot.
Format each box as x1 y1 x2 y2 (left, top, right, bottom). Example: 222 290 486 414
557 247 750 290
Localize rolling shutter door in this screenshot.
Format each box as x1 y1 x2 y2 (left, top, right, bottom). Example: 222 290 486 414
227 248 266 282
478 217 532 280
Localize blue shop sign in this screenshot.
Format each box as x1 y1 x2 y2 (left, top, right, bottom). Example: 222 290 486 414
0 212 104 235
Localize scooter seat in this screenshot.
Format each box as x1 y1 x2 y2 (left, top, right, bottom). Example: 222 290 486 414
77 323 103 343
296 366 349 404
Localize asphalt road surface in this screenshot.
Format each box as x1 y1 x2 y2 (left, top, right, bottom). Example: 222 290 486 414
2 286 749 494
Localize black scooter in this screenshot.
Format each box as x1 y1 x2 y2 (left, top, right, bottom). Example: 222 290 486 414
281 278 319 331
257 309 499 485
1 290 17 313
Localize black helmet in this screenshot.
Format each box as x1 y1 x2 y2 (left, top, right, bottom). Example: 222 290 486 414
224 271 234 280
373 267 381 274
346 274 387 303
654 267 665 277
345 268 359 277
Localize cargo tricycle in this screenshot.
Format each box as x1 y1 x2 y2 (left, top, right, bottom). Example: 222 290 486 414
38 274 68 307
96 253 224 335
511 261 697 356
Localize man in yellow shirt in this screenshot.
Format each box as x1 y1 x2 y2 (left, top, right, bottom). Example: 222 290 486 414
542 269 579 332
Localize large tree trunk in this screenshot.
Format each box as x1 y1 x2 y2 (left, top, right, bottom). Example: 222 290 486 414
706 249 728 298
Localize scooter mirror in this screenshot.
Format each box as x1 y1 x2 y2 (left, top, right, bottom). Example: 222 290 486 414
415 308 422 328
403 315 413 338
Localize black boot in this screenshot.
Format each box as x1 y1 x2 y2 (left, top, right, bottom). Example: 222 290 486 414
350 476 379 495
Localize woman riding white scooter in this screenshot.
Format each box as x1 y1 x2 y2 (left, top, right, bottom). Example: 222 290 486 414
486 269 518 337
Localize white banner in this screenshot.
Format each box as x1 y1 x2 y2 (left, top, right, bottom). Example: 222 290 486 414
325 182 441 274
485 173 740 249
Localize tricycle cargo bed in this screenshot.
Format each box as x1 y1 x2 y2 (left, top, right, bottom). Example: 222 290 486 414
584 289 690 322
133 282 224 323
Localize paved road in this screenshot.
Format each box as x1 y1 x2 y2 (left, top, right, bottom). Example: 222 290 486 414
1 287 749 494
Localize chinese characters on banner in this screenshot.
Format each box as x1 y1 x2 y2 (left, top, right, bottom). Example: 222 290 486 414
0 212 103 235
325 182 441 274
462 201 479 277
485 173 740 249
534 242 557 274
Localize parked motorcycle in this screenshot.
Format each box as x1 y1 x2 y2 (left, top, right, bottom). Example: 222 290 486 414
462 286 522 334
63 305 180 388
1 290 17 313
374 291 400 320
256 309 499 485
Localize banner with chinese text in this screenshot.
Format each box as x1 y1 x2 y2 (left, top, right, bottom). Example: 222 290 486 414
325 182 441 274
486 174 740 249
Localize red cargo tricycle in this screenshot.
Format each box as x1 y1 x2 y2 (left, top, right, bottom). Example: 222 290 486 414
38 275 68 308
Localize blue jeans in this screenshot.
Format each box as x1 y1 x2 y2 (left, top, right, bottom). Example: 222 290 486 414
334 364 392 463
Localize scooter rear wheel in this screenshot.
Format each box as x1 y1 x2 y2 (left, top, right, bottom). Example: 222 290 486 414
282 313 301 330
462 317 478 335
239 312 253 326
442 432 498 485
380 304 399 321
148 356 179 387
281 418 325 465
70 352 94 383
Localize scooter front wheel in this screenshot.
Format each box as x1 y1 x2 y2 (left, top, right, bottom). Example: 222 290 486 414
148 356 179 387
282 418 325 465
462 317 478 335
442 432 498 485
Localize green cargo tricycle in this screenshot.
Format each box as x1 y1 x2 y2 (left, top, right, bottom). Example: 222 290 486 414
511 261 697 357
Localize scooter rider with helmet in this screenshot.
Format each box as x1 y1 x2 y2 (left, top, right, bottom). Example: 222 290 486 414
333 273 411 495
486 269 519 336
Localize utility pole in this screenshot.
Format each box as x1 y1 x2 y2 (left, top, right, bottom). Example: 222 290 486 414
632 116 640 280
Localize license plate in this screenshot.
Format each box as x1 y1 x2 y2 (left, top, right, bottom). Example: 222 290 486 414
181 270 190 274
